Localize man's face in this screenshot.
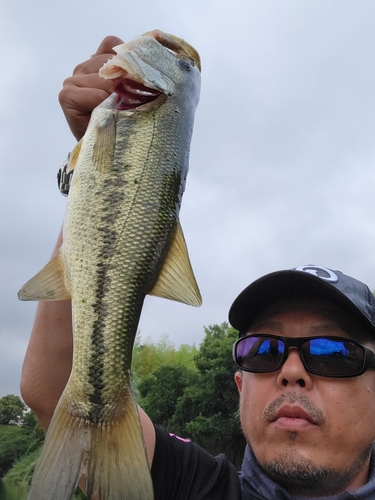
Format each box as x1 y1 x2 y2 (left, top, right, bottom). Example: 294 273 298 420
235 301 375 496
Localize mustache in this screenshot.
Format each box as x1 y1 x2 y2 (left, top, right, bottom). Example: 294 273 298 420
263 392 325 425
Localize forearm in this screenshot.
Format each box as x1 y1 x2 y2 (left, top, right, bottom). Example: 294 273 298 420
20 230 73 431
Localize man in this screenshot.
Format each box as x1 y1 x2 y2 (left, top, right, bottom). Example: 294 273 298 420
229 264 375 498
20 37 375 499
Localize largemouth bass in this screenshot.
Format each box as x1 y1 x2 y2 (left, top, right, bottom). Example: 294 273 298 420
18 29 201 500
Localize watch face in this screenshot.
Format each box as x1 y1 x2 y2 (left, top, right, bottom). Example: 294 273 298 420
58 155 73 196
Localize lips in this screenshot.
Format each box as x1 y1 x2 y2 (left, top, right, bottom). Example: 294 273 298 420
270 404 319 431
263 393 325 428
274 405 315 422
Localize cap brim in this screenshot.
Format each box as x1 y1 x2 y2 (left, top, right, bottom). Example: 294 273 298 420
228 270 375 334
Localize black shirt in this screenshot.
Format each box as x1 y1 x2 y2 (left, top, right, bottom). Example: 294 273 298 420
151 426 242 500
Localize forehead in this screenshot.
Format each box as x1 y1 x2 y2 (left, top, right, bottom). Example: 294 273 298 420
250 297 341 320
247 296 373 343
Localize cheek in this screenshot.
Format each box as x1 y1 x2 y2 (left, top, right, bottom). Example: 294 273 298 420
324 380 375 448
238 376 270 442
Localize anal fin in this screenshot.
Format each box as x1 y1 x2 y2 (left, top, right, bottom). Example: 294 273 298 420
149 222 202 307
18 247 71 301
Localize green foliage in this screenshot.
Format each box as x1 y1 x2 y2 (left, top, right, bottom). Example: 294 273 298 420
0 425 30 476
2 445 85 499
0 479 29 500
138 364 198 429
0 396 26 426
137 323 245 467
131 333 197 392
174 323 245 467
2 446 41 487
20 412 37 431
0 400 45 479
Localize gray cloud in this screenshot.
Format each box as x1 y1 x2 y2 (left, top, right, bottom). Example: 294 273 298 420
2 0 375 399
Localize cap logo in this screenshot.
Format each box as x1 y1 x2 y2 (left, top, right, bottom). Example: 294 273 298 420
294 265 339 283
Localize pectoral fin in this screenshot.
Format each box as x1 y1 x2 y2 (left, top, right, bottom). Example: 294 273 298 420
18 247 71 301
92 114 116 172
149 222 202 307
67 139 83 173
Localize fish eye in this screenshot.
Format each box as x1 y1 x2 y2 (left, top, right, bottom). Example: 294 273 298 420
178 60 192 71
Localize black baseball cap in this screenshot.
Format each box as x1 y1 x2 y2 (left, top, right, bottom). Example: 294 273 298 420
228 265 375 335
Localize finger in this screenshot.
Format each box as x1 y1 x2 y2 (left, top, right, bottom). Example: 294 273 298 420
93 35 124 56
59 85 111 114
58 36 125 140
72 36 125 76
62 73 114 94
59 86 111 140
73 54 117 76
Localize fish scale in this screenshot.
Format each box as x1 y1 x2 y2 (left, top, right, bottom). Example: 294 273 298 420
18 30 201 500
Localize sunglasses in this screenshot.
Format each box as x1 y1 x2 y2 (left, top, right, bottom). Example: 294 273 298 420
233 334 375 378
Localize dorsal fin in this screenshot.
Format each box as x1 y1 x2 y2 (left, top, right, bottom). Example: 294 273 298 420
67 139 83 173
92 114 117 172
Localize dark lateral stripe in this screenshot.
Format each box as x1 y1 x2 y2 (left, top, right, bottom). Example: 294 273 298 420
86 124 186 422
88 177 125 423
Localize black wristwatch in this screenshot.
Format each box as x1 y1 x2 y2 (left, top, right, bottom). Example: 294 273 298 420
57 154 73 196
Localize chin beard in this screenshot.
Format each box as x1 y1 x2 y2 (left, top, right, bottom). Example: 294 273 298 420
258 444 374 496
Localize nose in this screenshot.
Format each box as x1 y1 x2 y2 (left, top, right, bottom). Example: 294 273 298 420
276 347 313 388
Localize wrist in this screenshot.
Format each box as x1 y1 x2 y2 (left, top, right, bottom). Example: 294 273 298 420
57 154 73 196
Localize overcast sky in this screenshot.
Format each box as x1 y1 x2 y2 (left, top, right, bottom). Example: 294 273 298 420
2 0 375 398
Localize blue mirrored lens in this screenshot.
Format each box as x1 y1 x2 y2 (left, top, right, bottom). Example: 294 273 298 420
237 337 285 371
303 338 364 375
309 338 349 356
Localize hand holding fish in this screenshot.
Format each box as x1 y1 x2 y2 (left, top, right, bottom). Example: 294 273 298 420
59 35 124 140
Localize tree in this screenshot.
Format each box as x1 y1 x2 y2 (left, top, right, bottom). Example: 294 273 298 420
131 332 197 398
138 364 198 429
0 425 30 474
175 323 246 467
136 323 246 467
0 395 26 425
0 397 45 478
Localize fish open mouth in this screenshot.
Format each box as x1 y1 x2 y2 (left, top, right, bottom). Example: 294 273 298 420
100 29 201 111
112 78 162 110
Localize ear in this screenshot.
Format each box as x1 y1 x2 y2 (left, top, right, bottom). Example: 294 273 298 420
234 371 243 393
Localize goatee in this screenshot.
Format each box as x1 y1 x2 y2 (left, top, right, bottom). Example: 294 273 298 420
259 444 374 496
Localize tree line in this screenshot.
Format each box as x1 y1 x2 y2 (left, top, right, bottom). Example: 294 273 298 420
0 322 245 495
134 323 245 465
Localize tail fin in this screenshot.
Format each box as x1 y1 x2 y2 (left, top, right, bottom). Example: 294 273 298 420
27 393 154 500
